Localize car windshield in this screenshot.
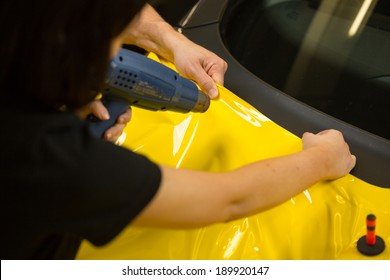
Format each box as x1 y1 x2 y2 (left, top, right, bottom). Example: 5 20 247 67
220 0 390 140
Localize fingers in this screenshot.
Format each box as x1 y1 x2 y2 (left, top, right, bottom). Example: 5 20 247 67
104 123 126 141
302 132 313 138
117 108 132 124
303 129 357 177
103 108 132 142
303 129 342 141
194 71 219 99
208 59 227 86
204 59 227 99
350 154 357 169
88 101 131 142
89 100 110 120
75 99 108 119
174 44 227 99
191 60 227 99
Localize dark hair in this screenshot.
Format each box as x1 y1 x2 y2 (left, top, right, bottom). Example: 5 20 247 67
0 0 147 111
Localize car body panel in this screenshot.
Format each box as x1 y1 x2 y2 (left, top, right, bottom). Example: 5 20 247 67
178 0 390 188
77 55 390 260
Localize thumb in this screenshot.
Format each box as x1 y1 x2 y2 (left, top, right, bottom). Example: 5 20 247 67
191 69 219 99
90 100 110 120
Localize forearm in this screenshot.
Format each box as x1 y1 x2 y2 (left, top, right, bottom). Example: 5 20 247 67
133 148 333 228
225 148 329 220
122 4 227 97
123 4 188 61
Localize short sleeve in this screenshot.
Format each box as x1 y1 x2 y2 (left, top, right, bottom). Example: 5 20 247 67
30 114 162 246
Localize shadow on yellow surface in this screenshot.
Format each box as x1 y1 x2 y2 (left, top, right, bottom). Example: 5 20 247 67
77 55 390 260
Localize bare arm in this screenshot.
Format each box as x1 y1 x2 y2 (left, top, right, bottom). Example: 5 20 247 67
123 4 227 98
76 100 131 142
132 130 356 228
81 5 225 141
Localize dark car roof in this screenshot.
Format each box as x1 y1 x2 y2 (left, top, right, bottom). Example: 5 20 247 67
179 0 390 188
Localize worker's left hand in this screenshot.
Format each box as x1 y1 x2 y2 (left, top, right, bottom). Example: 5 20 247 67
76 100 132 143
172 40 228 99
120 4 227 99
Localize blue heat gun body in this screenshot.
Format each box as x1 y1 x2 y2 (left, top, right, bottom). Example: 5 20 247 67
88 48 210 138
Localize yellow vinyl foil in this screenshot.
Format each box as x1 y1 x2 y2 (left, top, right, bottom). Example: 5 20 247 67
77 54 390 260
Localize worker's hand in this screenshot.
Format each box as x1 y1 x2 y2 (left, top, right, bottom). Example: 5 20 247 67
76 100 132 143
121 4 227 99
302 129 356 179
172 41 227 99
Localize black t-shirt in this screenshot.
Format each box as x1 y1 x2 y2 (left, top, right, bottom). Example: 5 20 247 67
0 109 161 259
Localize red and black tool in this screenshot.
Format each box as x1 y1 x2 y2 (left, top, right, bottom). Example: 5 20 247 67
357 214 385 256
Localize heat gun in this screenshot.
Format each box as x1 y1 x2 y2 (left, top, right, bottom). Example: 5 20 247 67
89 48 210 138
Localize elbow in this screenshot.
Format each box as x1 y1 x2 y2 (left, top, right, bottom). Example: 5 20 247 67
220 201 250 223
221 197 272 223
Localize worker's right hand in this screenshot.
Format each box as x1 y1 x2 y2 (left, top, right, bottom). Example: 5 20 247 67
76 100 132 143
302 129 356 180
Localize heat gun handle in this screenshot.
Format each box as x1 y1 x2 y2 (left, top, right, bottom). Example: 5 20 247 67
88 95 130 139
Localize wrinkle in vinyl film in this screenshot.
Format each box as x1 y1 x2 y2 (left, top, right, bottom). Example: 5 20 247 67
77 55 390 260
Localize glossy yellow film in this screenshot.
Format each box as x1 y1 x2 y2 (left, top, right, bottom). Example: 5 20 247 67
77 55 390 260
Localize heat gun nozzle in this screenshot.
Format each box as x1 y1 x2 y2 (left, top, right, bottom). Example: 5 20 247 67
192 90 211 113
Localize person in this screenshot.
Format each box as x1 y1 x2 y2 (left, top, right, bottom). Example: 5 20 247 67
0 0 356 259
